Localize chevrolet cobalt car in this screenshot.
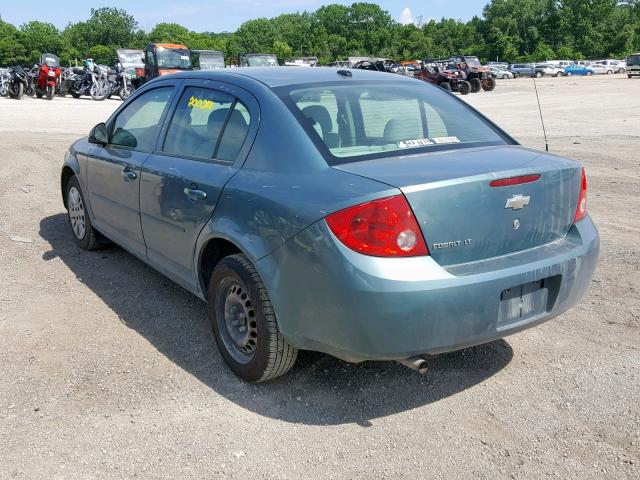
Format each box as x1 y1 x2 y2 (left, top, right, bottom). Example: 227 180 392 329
61 68 599 382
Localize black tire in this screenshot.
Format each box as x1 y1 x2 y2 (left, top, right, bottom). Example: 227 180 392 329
207 254 298 382
481 77 496 91
586 71 592 76
36 92 43 99
10 82 24 99
469 77 482 93
458 80 471 95
65 176 104 251
566 72 572 76
71 91 81 98
629 74 633 79
607 70 612 75
439 82 451 92
46 85 54 100
118 86 134 101
513 72 519 78
535 71 543 78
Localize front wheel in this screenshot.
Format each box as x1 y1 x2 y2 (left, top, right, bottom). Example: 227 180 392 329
607 70 612 75
10 82 24 99
535 71 543 78
587 71 592 76
566 72 572 76
65 176 106 250
118 85 134 101
90 81 109 101
46 85 54 100
481 77 496 91
207 254 298 382
629 74 633 79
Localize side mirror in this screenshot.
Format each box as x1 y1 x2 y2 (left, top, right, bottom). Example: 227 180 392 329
89 122 108 145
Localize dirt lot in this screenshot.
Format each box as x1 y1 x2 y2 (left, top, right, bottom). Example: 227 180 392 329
0 75 638 479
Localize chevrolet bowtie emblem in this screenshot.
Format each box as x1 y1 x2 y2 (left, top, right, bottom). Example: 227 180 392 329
505 194 530 210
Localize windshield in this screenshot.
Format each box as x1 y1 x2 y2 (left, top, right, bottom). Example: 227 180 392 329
245 55 278 67
279 81 510 164
118 52 144 67
199 55 225 69
464 56 481 67
628 54 640 66
156 47 191 69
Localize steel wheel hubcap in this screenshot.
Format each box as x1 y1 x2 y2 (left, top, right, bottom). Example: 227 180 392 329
68 186 86 240
218 279 258 363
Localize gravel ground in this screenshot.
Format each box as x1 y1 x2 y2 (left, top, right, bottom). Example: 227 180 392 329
0 75 638 479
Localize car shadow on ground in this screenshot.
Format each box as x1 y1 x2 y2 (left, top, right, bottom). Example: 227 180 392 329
40 213 513 426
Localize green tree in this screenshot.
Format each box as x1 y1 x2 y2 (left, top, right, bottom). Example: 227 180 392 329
0 20 27 65
19 21 63 64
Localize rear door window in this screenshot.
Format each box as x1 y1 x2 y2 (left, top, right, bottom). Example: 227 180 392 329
162 86 249 161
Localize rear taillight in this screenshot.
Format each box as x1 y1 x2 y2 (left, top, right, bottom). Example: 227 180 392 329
574 167 588 223
325 195 429 257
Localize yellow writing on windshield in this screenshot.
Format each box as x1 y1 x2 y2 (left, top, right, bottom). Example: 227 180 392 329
188 96 214 110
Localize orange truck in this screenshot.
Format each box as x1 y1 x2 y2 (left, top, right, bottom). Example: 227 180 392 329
143 43 193 83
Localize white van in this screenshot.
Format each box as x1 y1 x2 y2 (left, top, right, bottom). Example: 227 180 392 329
627 53 640 78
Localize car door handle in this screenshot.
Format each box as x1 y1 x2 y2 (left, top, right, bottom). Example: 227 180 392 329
183 187 207 201
121 167 137 180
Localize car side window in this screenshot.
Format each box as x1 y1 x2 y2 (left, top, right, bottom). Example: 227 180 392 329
110 87 173 151
216 101 251 162
162 86 238 161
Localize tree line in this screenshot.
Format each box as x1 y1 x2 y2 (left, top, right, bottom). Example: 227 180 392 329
1 1 639 67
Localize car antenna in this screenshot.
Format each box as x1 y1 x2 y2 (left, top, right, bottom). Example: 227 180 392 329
532 76 549 152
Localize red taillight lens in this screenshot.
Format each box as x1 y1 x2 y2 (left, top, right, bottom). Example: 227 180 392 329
574 167 588 222
325 195 429 257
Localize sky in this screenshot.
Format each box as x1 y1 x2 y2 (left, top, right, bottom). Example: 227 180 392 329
0 0 489 32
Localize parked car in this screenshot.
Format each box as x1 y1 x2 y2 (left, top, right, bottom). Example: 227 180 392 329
509 63 535 77
487 62 509 69
593 60 622 74
534 64 564 77
547 60 575 73
61 68 599 382
563 64 594 76
589 63 613 75
488 66 513 79
627 53 640 78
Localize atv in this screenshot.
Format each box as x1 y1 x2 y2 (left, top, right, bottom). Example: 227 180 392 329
448 55 496 92
415 60 471 95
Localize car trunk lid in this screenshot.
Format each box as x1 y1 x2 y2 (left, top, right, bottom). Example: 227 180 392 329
334 146 581 266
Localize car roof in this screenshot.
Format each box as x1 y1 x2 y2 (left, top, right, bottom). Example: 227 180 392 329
167 67 418 88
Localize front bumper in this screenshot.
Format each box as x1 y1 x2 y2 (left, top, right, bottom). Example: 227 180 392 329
257 217 599 362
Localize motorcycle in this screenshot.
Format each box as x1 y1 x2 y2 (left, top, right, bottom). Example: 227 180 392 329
0 68 10 96
58 59 110 101
7 65 29 99
107 65 135 101
34 53 61 100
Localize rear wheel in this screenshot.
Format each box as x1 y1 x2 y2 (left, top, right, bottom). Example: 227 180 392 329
535 71 543 78
207 254 298 382
607 70 612 75
65 176 105 251
469 77 482 93
439 82 451 92
70 90 81 98
457 80 471 95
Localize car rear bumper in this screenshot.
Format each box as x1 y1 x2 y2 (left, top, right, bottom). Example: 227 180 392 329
257 217 599 362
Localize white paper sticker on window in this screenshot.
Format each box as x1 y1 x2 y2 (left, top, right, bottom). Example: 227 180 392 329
399 138 433 149
431 136 461 144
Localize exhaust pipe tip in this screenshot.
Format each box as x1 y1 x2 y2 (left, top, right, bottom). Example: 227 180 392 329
397 357 428 375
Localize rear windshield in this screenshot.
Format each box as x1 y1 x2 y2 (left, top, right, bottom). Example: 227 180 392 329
278 81 510 164
628 54 640 66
